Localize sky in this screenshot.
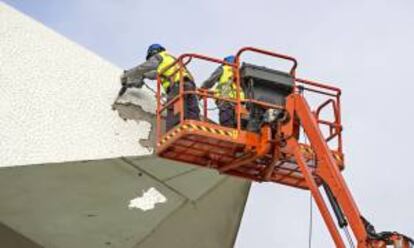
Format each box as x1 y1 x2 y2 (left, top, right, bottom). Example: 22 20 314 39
3 0 414 247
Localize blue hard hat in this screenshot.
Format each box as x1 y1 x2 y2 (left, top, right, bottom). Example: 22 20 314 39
146 43 165 60
224 55 235 63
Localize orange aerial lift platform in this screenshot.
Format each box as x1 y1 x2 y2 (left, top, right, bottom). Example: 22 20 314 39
155 47 413 248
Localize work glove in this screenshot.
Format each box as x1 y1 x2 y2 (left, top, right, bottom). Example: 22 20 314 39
117 80 144 97
117 70 144 97
128 78 144 88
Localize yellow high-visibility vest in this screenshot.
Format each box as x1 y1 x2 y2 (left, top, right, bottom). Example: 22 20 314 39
157 51 191 91
216 65 245 100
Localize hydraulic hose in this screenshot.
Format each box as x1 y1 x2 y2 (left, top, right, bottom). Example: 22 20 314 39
322 182 348 228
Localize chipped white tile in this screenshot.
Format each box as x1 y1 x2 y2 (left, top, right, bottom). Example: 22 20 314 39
128 187 167 211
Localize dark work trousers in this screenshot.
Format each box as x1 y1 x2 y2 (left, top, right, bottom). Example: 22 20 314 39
166 80 200 131
218 101 236 128
246 103 265 132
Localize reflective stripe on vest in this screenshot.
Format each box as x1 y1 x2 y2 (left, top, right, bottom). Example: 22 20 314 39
157 51 190 91
216 65 245 99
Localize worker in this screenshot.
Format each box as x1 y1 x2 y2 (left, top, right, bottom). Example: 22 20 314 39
201 55 245 128
121 44 200 130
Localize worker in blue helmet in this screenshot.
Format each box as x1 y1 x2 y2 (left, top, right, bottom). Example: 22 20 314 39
121 44 200 130
201 55 245 128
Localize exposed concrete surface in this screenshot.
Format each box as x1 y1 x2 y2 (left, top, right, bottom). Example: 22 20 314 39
112 89 157 150
0 3 156 167
0 158 250 248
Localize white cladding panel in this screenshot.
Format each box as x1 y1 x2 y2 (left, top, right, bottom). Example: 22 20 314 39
0 3 156 167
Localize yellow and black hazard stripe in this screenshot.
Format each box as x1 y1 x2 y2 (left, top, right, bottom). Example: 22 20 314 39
186 124 235 138
158 125 188 146
299 145 343 163
300 145 314 155
332 152 343 163
157 124 237 146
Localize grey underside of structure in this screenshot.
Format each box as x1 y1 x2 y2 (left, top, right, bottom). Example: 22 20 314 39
0 156 250 248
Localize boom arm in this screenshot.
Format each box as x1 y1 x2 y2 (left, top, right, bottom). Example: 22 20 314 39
282 94 412 248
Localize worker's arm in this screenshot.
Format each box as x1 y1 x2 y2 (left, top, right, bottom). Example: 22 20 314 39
123 54 162 82
201 66 223 89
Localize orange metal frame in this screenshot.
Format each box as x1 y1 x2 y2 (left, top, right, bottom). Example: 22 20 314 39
155 47 410 248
